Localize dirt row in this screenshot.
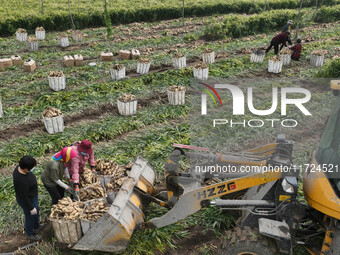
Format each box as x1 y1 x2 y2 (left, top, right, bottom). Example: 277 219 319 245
0 38 210 89
0 17 206 57
0 39 210 89
3 30 337 104
0 37 334 139
0 19 337 59
0 93 169 142
2 28 338 93
1 21 338 90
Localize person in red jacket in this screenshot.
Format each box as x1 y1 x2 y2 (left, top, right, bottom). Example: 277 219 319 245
290 38 302 60
66 140 96 199
266 31 292 55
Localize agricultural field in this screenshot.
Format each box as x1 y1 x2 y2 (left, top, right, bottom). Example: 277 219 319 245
0 1 340 255
1 0 340 35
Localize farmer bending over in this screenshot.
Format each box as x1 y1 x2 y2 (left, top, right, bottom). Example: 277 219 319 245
67 140 96 200
42 147 77 205
266 31 292 55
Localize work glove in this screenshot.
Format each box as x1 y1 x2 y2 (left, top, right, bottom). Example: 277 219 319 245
90 166 97 175
30 207 38 215
65 186 73 194
74 184 80 201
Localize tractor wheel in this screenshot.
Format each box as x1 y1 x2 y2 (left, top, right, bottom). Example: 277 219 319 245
219 227 279 255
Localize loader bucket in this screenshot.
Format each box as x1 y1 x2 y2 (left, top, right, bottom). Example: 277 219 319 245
72 156 155 252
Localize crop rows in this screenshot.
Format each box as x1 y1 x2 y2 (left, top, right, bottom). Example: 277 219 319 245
0 102 189 167
1 9 338 129
0 11 339 168
0 122 190 234
1 53 338 169
0 7 339 254
1 0 339 36
1 37 338 129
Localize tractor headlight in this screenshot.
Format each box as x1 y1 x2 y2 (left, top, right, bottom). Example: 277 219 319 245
281 178 295 194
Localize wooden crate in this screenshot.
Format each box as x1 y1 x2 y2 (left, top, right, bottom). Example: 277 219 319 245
64 55 74 67
23 59 36 72
131 49 140 59
50 217 83 244
100 52 114 61
11 55 22 66
74 55 83 66
118 50 131 60
0 58 12 70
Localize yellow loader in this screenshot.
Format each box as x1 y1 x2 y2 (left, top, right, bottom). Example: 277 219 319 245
72 80 340 255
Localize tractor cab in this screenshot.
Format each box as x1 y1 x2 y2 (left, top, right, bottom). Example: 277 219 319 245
303 80 340 220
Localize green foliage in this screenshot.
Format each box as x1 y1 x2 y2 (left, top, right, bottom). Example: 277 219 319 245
0 123 190 238
315 4 340 22
204 17 226 40
0 68 192 128
204 9 304 39
185 207 234 235
0 104 190 168
125 205 189 254
31 240 61 255
0 0 339 36
184 32 199 42
315 58 340 78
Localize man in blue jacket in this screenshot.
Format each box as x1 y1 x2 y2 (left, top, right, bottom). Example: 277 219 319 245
282 20 293 33
13 155 42 240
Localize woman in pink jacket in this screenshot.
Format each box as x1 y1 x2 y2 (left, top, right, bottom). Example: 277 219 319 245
66 140 96 198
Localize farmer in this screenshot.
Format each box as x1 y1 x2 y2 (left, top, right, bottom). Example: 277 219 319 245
13 156 42 240
67 140 96 199
266 31 292 55
290 38 302 60
41 147 77 205
282 20 293 33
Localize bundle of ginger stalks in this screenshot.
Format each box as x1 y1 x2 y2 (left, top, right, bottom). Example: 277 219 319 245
50 197 84 220
280 47 292 54
42 107 62 118
82 200 109 222
96 161 134 193
80 168 99 188
79 183 105 201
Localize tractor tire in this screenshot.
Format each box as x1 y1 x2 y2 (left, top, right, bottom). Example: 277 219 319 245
219 226 279 255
